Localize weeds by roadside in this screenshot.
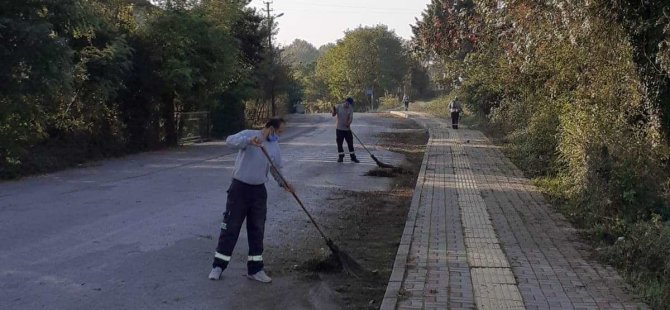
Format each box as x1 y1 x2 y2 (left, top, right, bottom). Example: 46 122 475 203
417 95 669 307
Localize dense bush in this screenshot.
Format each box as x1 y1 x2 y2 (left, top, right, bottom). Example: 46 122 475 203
0 0 299 178
414 0 670 305
378 96 401 110
600 218 670 309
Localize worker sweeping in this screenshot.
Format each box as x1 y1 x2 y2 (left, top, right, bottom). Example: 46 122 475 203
332 97 360 163
449 96 462 129
208 118 292 283
402 94 410 111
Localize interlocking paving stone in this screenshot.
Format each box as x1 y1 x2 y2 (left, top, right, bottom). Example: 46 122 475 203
382 112 647 310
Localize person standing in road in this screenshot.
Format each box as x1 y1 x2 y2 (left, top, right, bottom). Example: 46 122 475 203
209 118 292 283
332 97 360 163
402 94 410 111
449 96 462 129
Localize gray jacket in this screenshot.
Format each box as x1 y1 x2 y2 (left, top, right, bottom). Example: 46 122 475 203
449 99 461 112
225 130 283 186
333 103 353 131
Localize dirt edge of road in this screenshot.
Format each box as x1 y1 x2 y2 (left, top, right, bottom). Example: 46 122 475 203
300 116 428 309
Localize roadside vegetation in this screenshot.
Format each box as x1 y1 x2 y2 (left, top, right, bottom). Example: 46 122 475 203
1 0 300 178
282 26 432 113
412 1 670 307
1 0 430 180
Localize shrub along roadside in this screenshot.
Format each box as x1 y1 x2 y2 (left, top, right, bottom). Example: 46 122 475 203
533 174 670 309
427 91 669 307
0 1 300 180
413 0 670 306
445 103 670 307
454 106 670 308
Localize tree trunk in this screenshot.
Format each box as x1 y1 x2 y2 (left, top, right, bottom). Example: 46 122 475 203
164 94 178 146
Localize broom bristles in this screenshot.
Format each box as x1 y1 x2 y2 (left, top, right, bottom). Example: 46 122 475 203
338 251 367 278
371 154 395 169
326 239 369 278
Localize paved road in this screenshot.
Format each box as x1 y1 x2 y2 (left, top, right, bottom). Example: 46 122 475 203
382 112 647 310
0 114 405 310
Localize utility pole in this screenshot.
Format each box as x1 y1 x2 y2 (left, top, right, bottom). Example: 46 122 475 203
264 1 276 117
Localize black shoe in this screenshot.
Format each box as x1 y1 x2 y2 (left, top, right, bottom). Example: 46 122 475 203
351 157 360 163
337 156 344 163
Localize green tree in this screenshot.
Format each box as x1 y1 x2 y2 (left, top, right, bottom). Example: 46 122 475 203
315 25 409 108
1 0 274 177
210 5 266 137
413 1 670 305
282 39 319 68
1 0 135 177
0 0 74 170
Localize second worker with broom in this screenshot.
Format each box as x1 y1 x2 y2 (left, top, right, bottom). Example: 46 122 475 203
332 97 360 163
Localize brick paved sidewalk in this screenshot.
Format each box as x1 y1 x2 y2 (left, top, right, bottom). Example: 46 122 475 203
381 112 647 310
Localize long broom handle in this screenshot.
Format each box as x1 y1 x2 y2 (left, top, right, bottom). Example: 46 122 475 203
350 130 374 157
259 146 332 244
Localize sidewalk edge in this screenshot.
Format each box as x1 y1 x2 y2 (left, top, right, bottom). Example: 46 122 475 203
380 111 429 310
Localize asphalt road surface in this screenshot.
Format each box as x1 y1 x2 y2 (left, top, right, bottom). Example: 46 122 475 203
0 113 406 310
